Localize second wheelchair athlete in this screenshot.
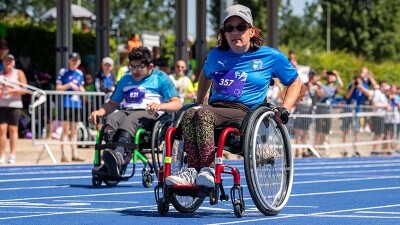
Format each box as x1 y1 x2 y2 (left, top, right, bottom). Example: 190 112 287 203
88 47 182 178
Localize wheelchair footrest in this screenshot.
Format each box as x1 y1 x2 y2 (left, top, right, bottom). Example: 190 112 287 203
92 168 129 181
167 185 212 197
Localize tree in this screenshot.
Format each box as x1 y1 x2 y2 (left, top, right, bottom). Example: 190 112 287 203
311 0 400 61
109 0 175 42
279 0 324 51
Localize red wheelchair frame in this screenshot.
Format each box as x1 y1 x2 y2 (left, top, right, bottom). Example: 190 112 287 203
154 103 294 217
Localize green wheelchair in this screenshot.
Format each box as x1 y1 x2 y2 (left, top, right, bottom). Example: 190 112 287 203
91 114 172 188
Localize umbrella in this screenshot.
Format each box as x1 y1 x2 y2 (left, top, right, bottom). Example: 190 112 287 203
40 4 96 21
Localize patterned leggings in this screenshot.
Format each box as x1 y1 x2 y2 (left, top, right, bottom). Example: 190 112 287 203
182 104 248 170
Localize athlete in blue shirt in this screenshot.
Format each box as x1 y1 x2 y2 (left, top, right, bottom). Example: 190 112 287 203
89 47 182 178
55 52 85 163
166 4 302 187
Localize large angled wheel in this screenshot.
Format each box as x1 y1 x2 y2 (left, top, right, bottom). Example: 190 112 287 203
169 139 204 213
243 106 293 216
151 116 172 176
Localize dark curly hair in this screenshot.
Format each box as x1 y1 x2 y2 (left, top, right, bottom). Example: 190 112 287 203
128 46 152 66
216 25 264 51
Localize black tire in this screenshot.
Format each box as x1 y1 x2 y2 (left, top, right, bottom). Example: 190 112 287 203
243 107 294 216
169 139 204 213
157 197 169 216
151 116 172 177
77 122 90 148
92 178 102 187
233 199 245 218
142 173 153 188
104 180 119 187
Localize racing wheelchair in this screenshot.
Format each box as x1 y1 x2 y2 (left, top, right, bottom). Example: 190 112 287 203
154 103 293 217
92 113 172 188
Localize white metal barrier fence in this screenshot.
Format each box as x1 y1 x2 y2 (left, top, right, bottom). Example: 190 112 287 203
30 90 106 163
290 103 399 158
26 89 400 162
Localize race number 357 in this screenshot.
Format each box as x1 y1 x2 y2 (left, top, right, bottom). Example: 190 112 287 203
218 79 234 86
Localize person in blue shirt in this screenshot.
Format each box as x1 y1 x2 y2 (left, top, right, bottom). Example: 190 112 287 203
88 47 182 178
95 57 115 98
341 74 372 156
55 52 85 163
165 4 302 187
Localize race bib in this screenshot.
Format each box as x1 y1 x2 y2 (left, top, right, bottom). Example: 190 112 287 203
123 87 145 103
212 70 247 97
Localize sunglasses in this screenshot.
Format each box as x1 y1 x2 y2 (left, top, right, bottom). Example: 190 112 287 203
223 24 249 32
129 64 145 70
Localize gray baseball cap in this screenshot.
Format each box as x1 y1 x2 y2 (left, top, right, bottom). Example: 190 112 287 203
223 4 253 26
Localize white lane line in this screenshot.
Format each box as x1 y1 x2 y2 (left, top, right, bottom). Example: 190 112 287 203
295 163 400 170
295 159 400 166
0 205 156 220
0 190 154 202
356 211 400 215
0 181 143 191
0 170 90 176
207 204 400 225
294 175 400 184
310 214 400 219
0 176 91 183
54 200 139 203
296 168 400 176
291 186 400 197
0 185 70 191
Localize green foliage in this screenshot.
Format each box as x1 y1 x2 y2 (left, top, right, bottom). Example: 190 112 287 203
108 0 174 42
6 22 96 75
310 0 400 61
159 33 175 66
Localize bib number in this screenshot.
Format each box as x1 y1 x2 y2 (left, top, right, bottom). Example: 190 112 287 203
212 70 247 97
124 87 145 103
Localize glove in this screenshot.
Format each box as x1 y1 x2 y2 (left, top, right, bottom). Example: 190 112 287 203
273 107 290 124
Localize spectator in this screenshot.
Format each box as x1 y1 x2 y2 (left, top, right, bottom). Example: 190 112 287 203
370 81 389 155
154 57 170 74
84 73 95 92
127 33 142 52
55 52 85 163
292 70 316 157
288 50 299 70
341 74 372 156
169 60 196 104
0 54 28 164
88 47 182 178
83 73 96 116
116 57 129 82
384 84 400 153
314 70 343 149
95 57 115 102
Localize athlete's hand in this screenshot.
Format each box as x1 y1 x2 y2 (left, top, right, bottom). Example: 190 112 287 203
146 102 162 115
88 111 102 124
273 107 290 124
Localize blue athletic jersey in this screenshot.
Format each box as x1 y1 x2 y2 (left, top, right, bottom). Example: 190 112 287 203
204 46 298 109
345 82 370 112
111 69 179 110
56 68 84 108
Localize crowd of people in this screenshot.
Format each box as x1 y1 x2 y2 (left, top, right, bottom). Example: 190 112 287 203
288 52 400 157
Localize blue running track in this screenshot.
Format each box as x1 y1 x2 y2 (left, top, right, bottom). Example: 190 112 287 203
0 157 399 225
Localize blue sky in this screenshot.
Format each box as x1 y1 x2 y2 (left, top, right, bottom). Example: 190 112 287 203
187 0 311 36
